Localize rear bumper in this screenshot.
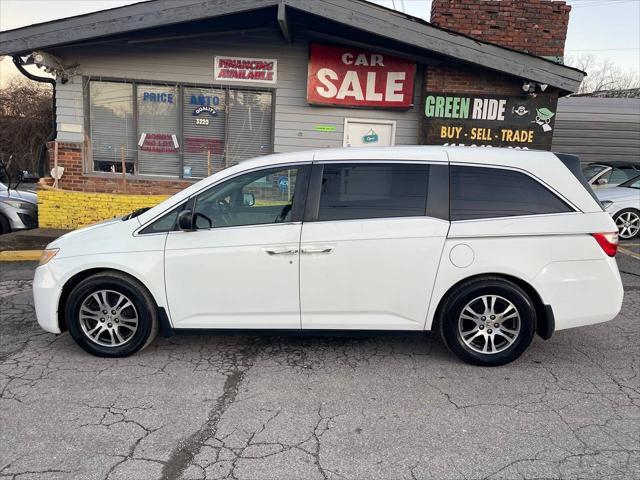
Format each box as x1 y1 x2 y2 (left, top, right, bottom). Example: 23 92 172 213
33 263 63 334
533 257 624 331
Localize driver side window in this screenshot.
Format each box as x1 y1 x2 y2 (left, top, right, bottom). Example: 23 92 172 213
193 166 304 229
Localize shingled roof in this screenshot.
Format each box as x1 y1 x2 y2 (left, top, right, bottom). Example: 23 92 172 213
0 0 585 92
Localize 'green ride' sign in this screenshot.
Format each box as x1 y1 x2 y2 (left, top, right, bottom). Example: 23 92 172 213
422 92 558 150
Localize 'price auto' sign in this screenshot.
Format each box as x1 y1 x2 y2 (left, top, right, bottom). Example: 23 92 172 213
307 44 416 109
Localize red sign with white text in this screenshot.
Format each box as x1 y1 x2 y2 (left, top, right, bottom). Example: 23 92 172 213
307 44 416 109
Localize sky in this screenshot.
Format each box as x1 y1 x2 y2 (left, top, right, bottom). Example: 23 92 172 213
1 0 639 87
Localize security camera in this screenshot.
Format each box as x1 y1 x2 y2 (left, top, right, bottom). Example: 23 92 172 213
522 82 532 92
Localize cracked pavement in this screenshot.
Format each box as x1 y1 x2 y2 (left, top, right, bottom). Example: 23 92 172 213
0 255 638 480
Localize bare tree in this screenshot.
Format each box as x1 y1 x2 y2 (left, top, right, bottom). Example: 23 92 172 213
566 54 640 94
0 77 53 181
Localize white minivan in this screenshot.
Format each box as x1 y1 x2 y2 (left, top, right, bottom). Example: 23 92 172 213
33 147 623 366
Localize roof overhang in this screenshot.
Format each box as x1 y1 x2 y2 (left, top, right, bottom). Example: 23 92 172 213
0 0 585 93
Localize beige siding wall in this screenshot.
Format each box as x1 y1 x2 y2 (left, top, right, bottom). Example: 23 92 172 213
552 97 640 163
52 29 422 154
56 77 84 143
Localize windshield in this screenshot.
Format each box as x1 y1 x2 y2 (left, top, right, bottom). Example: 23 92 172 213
581 164 607 180
122 207 151 221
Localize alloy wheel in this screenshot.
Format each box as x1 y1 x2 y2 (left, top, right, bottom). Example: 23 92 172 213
79 290 139 347
616 211 640 239
458 295 521 354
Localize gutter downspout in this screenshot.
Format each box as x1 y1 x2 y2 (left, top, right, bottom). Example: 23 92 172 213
12 56 57 178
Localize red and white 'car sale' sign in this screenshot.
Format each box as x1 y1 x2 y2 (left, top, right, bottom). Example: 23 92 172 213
307 44 416 109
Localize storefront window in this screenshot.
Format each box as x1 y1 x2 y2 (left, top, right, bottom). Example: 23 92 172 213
89 82 135 174
183 87 226 178
137 85 180 177
87 81 273 179
227 90 273 165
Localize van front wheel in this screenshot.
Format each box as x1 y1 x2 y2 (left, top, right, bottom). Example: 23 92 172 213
66 272 158 357
438 278 536 366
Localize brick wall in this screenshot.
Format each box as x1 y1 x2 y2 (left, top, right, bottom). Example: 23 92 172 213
46 141 192 195
421 63 560 147
425 64 525 96
38 187 169 229
431 0 571 59
423 1 567 148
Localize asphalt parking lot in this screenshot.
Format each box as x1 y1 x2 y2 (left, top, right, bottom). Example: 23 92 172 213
1 248 638 480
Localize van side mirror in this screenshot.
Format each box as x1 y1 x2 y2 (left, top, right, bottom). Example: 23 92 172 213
243 192 255 207
596 178 609 186
177 210 194 231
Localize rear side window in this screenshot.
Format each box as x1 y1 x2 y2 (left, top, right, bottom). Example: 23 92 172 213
451 165 572 221
581 164 607 180
606 167 639 185
317 163 429 221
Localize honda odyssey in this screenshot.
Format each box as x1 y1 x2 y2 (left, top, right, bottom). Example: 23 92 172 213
33 147 624 366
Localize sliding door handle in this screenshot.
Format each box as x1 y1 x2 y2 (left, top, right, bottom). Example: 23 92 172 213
264 247 299 255
301 246 333 254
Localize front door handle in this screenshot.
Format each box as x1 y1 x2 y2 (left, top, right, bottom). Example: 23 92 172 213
301 246 333 254
264 247 299 255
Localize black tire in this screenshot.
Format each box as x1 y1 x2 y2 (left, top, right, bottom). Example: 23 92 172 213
613 208 640 240
438 277 536 367
0 214 10 235
66 271 158 357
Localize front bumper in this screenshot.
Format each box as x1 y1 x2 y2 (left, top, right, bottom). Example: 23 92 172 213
0 204 38 230
33 263 63 334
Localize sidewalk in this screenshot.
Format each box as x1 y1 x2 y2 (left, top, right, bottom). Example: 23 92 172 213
0 228 69 261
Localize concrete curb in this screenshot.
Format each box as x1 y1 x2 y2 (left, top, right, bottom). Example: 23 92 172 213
0 250 43 262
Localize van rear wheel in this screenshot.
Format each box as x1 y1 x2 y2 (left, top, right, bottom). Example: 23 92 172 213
438 277 536 366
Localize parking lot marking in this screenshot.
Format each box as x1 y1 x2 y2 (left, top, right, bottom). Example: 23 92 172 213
619 246 640 260
0 250 43 262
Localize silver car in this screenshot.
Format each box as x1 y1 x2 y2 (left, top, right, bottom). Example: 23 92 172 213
0 182 38 235
597 175 640 240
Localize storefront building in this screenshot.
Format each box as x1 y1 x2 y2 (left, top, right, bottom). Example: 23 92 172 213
0 0 584 228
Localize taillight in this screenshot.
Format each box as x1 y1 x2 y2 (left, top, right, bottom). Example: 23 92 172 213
591 232 618 257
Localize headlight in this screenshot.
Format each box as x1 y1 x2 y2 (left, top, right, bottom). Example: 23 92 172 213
600 200 614 209
39 248 59 266
0 199 35 210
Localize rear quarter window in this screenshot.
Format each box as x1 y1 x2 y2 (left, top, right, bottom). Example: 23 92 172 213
451 165 573 221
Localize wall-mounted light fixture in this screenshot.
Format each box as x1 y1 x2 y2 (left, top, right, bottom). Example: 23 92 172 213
30 51 79 84
522 81 550 97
